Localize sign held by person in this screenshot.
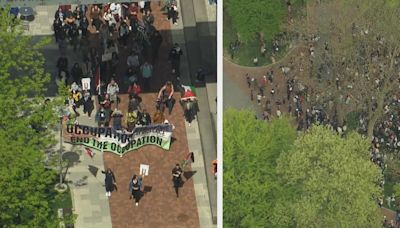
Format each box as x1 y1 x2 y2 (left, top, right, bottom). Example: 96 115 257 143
140 164 149 176
81 78 91 90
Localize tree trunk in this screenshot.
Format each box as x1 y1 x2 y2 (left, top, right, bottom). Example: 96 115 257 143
367 95 384 139
334 96 345 127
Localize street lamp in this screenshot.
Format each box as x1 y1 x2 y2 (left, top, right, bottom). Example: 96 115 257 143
59 115 63 187
55 107 67 192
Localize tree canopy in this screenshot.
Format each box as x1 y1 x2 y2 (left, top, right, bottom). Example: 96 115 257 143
224 0 287 43
0 8 61 226
273 125 382 227
224 110 383 227
289 0 400 137
223 109 297 227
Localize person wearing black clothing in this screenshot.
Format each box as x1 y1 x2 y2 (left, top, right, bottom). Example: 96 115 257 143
95 106 109 127
172 164 183 197
82 90 94 118
138 108 151 126
168 43 183 74
181 98 199 125
57 55 69 79
150 30 163 63
80 16 88 37
102 168 116 197
53 19 62 42
128 175 142 206
167 1 178 24
144 1 151 14
71 62 83 84
68 24 79 52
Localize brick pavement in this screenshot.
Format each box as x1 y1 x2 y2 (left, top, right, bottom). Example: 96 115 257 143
103 94 200 228
35 2 209 227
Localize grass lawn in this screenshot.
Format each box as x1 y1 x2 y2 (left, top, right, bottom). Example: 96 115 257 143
223 11 272 66
223 3 304 67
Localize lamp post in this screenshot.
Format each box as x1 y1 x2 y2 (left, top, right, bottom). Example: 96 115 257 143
55 110 67 192
59 115 63 186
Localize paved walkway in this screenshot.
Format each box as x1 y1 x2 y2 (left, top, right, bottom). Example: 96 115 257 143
175 0 217 225
21 5 57 36
28 2 216 227
27 2 215 227
223 45 309 117
62 108 112 228
103 94 200 228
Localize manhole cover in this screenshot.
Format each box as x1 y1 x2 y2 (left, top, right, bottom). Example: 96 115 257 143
62 151 80 166
177 213 189 222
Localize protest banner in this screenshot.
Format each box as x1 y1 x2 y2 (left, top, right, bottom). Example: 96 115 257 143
64 124 173 156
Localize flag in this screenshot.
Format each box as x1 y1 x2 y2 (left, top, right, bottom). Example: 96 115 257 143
181 85 197 99
85 147 94 158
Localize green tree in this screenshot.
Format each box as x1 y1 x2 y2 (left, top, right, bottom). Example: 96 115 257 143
274 125 382 227
0 7 61 226
224 0 287 43
223 109 297 227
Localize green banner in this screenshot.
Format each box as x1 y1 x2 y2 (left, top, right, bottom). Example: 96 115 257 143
64 124 173 156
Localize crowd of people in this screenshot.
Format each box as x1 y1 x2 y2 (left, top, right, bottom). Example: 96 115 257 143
54 1 203 210
242 30 400 226
55 2 200 129
101 162 184 206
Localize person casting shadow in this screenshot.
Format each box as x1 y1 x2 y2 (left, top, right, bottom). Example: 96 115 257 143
101 168 116 197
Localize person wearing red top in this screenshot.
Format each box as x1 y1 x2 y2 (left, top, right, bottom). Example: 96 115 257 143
183 90 195 99
127 81 141 96
180 88 199 125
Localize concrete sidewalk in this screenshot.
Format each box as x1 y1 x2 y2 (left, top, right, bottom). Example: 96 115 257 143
56 106 112 228
173 0 218 225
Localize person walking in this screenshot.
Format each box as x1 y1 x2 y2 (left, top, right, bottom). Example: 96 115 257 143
128 174 142 206
101 168 116 197
168 43 183 75
157 81 175 114
107 78 120 108
150 30 163 63
141 62 153 91
82 90 94 119
172 164 183 197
